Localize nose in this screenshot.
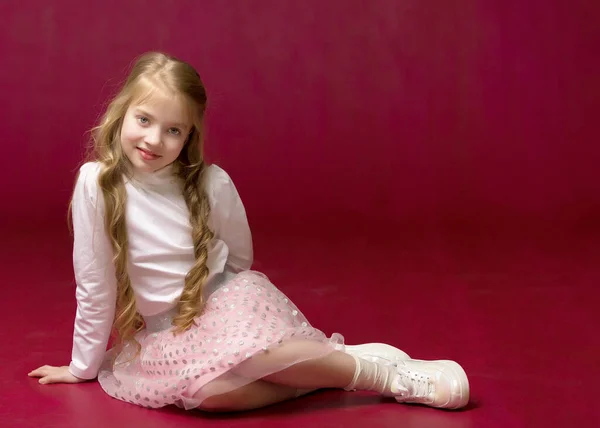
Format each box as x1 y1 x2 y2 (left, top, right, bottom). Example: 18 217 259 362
144 126 162 146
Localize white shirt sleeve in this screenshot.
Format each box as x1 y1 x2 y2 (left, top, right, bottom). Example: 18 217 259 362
68 162 117 380
208 166 254 272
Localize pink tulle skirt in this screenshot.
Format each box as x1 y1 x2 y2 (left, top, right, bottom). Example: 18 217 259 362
97 271 344 409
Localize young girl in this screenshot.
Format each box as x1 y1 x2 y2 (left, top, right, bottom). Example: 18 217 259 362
29 52 469 412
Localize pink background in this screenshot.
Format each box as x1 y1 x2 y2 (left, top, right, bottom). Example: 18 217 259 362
3 2 600 426
1 0 598 239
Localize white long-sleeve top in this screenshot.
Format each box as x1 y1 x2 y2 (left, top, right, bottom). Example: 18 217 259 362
68 161 253 379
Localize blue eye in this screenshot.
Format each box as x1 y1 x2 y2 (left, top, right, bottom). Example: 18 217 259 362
138 116 149 124
168 128 181 135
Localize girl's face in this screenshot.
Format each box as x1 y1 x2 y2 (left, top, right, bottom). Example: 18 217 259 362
120 89 192 174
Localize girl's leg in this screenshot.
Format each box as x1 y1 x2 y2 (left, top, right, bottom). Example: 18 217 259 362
196 343 392 412
230 340 468 410
198 380 300 412
236 341 394 393
261 346 360 388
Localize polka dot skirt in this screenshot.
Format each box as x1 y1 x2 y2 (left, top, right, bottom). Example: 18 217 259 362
97 271 344 409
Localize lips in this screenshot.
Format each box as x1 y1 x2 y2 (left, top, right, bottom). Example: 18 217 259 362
137 147 161 161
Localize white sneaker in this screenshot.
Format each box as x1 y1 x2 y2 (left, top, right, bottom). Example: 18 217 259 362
343 343 411 366
392 359 470 409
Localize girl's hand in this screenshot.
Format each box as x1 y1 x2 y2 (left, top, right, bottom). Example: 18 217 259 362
28 365 87 385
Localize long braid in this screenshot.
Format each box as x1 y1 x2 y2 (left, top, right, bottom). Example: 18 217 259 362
172 162 214 332
97 157 144 351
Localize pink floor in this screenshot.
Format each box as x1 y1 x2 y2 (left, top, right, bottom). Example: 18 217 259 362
4 222 599 427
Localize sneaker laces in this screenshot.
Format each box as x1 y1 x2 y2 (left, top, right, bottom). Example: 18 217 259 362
393 365 434 400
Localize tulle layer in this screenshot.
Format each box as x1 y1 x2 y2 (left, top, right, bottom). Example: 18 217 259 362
97 270 344 409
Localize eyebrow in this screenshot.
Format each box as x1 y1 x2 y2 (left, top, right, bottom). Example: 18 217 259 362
134 108 189 129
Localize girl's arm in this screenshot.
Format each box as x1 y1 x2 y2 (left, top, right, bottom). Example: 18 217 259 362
30 163 117 384
209 166 254 272
69 162 118 379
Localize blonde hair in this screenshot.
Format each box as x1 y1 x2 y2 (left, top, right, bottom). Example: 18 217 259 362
82 52 213 350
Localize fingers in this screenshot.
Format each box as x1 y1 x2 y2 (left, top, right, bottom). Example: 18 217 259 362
32 372 61 384
29 367 82 384
28 365 84 385
38 375 54 385
28 365 57 379
28 366 50 377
